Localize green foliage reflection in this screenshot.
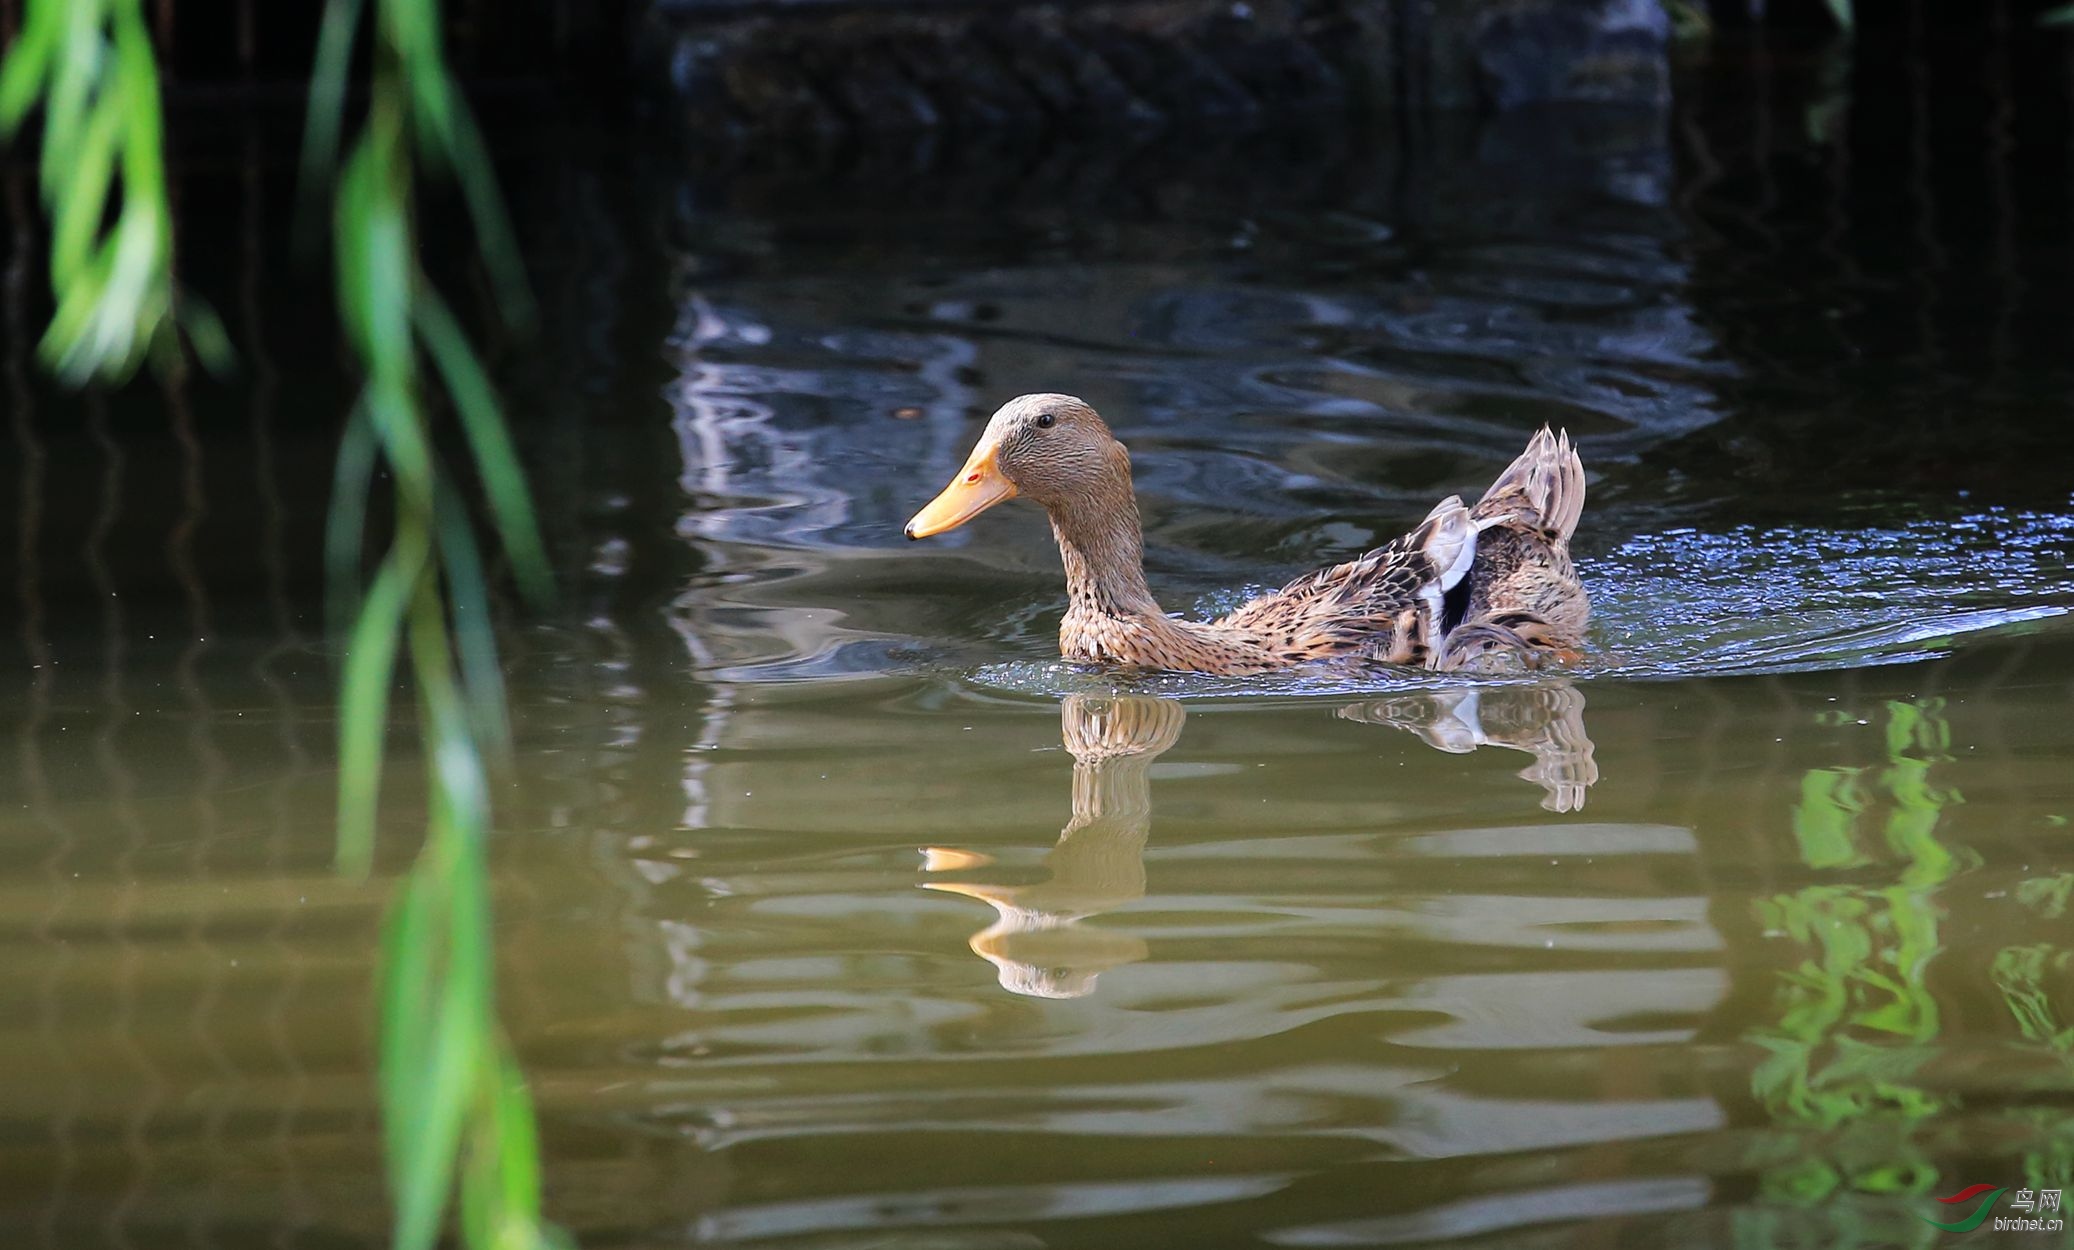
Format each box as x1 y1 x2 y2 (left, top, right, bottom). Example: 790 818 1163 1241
1996 878 2074 1192
1742 698 2074 1245
1739 700 1964 1249
1993 945 2074 1053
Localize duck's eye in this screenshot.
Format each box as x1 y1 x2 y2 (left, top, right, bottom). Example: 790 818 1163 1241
1035 413 1055 430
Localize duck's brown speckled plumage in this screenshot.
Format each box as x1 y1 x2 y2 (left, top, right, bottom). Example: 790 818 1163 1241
1440 426 1591 669
905 395 1589 675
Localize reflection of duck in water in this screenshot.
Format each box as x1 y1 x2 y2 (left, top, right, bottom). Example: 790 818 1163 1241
921 694 1183 999
906 394 1588 673
1340 683 1598 813
927 685 1597 999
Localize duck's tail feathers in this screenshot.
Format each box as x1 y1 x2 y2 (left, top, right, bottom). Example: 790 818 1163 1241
1472 427 1586 543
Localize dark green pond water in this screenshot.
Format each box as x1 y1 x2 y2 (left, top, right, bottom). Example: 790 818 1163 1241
5 44 2074 1250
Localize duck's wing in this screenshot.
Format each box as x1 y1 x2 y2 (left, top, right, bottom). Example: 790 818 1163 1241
1220 495 1479 666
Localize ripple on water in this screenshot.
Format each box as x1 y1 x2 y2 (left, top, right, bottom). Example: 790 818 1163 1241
971 505 2074 698
1583 505 2074 678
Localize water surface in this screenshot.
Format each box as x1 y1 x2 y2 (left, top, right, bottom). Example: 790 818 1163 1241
5 50 2074 1250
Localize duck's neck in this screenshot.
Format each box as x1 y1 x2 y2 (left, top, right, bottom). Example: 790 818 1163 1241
1049 494 1163 622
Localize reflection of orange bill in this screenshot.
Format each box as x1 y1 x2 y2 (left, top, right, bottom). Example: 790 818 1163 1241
919 846 994 872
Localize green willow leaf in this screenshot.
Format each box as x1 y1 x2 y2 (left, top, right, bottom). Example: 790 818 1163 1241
417 291 551 603
0 4 60 129
387 836 489 1250
434 482 514 760
35 6 97 198
402 961 489 1250
460 1104 496 1250
326 401 380 637
378 863 441 1169
489 1050 547 1224
298 0 369 241
436 103 532 321
49 96 121 287
177 296 234 374
341 143 417 388
336 536 426 878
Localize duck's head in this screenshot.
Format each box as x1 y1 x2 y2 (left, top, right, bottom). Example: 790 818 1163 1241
905 393 1130 539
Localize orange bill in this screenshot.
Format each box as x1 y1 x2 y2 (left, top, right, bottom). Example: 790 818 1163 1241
905 442 1016 539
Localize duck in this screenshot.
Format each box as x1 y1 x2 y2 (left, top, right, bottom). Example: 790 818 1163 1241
904 393 1588 675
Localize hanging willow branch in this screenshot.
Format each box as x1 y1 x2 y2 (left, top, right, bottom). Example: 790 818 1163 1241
306 1 560 1247
2 2 565 1247
0 0 226 381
